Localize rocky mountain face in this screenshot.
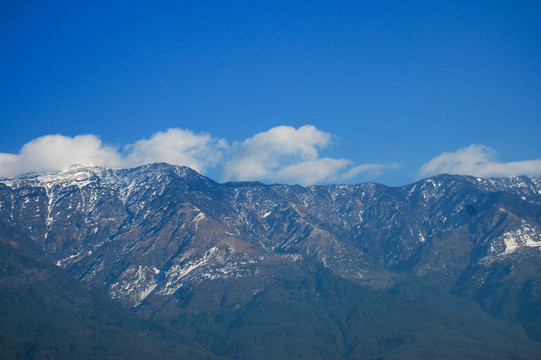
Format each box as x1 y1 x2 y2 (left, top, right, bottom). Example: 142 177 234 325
1 163 541 358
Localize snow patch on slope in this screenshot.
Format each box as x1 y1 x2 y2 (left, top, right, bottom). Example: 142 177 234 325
109 265 159 306
500 222 541 255
158 247 219 296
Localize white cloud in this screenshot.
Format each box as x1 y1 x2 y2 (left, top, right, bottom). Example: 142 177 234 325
417 145 541 179
222 125 398 185
222 125 344 184
124 128 227 173
274 158 351 186
340 163 401 182
0 129 226 178
0 134 122 178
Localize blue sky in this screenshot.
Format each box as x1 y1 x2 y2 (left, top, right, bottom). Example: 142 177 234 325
1 1 540 186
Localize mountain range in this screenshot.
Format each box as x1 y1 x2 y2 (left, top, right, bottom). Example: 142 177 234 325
1 163 541 359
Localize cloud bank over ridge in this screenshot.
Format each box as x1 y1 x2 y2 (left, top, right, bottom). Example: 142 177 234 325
123 128 227 174
0 135 123 178
418 145 541 179
0 125 397 185
223 125 350 185
1 128 539 185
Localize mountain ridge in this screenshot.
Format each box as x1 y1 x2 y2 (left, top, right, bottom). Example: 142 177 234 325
1 163 541 359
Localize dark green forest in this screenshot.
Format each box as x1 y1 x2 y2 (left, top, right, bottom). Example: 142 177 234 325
1 234 541 359
161 260 541 360
0 237 223 360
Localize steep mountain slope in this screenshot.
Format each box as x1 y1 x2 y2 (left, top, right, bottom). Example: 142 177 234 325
0 231 222 360
1 163 541 358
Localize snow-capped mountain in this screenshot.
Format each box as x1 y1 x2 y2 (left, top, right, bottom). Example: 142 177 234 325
1 163 541 358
